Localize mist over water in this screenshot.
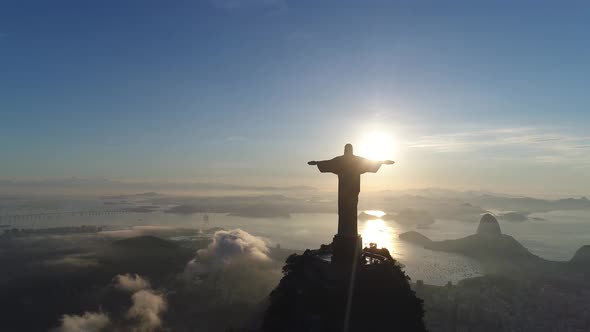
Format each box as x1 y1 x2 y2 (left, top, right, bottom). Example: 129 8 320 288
5 208 589 285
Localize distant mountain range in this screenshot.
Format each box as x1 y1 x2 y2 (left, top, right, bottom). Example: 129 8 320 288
4 187 588 223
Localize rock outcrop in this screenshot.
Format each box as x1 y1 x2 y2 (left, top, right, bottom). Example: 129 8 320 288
399 231 433 247
570 245 590 267
476 213 502 236
399 213 538 262
263 244 427 332
425 233 536 261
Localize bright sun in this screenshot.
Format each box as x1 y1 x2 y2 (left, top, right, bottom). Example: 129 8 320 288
357 132 395 161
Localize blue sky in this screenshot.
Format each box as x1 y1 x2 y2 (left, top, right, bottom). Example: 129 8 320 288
1 0 589 196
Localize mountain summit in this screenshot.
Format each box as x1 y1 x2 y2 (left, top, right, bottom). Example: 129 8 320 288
476 213 502 236
400 213 536 262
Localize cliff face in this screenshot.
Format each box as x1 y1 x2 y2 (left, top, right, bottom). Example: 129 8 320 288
399 213 538 262
399 231 433 247
476 213 502 236
570 245 590 267
425 234 536 261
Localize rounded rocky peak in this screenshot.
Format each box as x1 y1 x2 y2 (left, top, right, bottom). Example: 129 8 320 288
476 213 502 236
570 245 590 266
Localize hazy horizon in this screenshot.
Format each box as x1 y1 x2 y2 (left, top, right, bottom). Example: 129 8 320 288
1 177 588 199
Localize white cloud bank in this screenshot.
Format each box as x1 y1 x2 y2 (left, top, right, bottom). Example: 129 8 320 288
114 273 151 293
56 312 110 332
183 229 281 303
126 289 167 332
197 228 271 264
56 274 166 332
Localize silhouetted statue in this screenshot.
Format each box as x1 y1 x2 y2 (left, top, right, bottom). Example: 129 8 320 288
263 147 426 331
309 144 394 267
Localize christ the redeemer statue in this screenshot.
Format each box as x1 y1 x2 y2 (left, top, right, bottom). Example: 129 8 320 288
309 143 394 267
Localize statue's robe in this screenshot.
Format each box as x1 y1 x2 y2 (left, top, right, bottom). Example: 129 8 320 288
316 155 382 236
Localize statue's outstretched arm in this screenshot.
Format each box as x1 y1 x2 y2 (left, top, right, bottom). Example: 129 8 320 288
358 158 393 173
309 159 332 165
309 158 340 173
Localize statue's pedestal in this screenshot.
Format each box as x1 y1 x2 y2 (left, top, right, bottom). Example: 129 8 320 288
331 234 362 270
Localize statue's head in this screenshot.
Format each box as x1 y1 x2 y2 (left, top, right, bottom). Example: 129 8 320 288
344 144 353 156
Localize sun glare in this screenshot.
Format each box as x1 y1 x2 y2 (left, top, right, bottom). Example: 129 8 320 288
364 210 386 218
360 219 395 252
357 132 395 161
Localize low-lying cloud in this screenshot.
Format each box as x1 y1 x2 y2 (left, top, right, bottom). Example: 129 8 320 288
183 229 281 304
197 228 271 264
55 312 110 332
114 273 151 293
56 274 166 332
126 289 167 332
